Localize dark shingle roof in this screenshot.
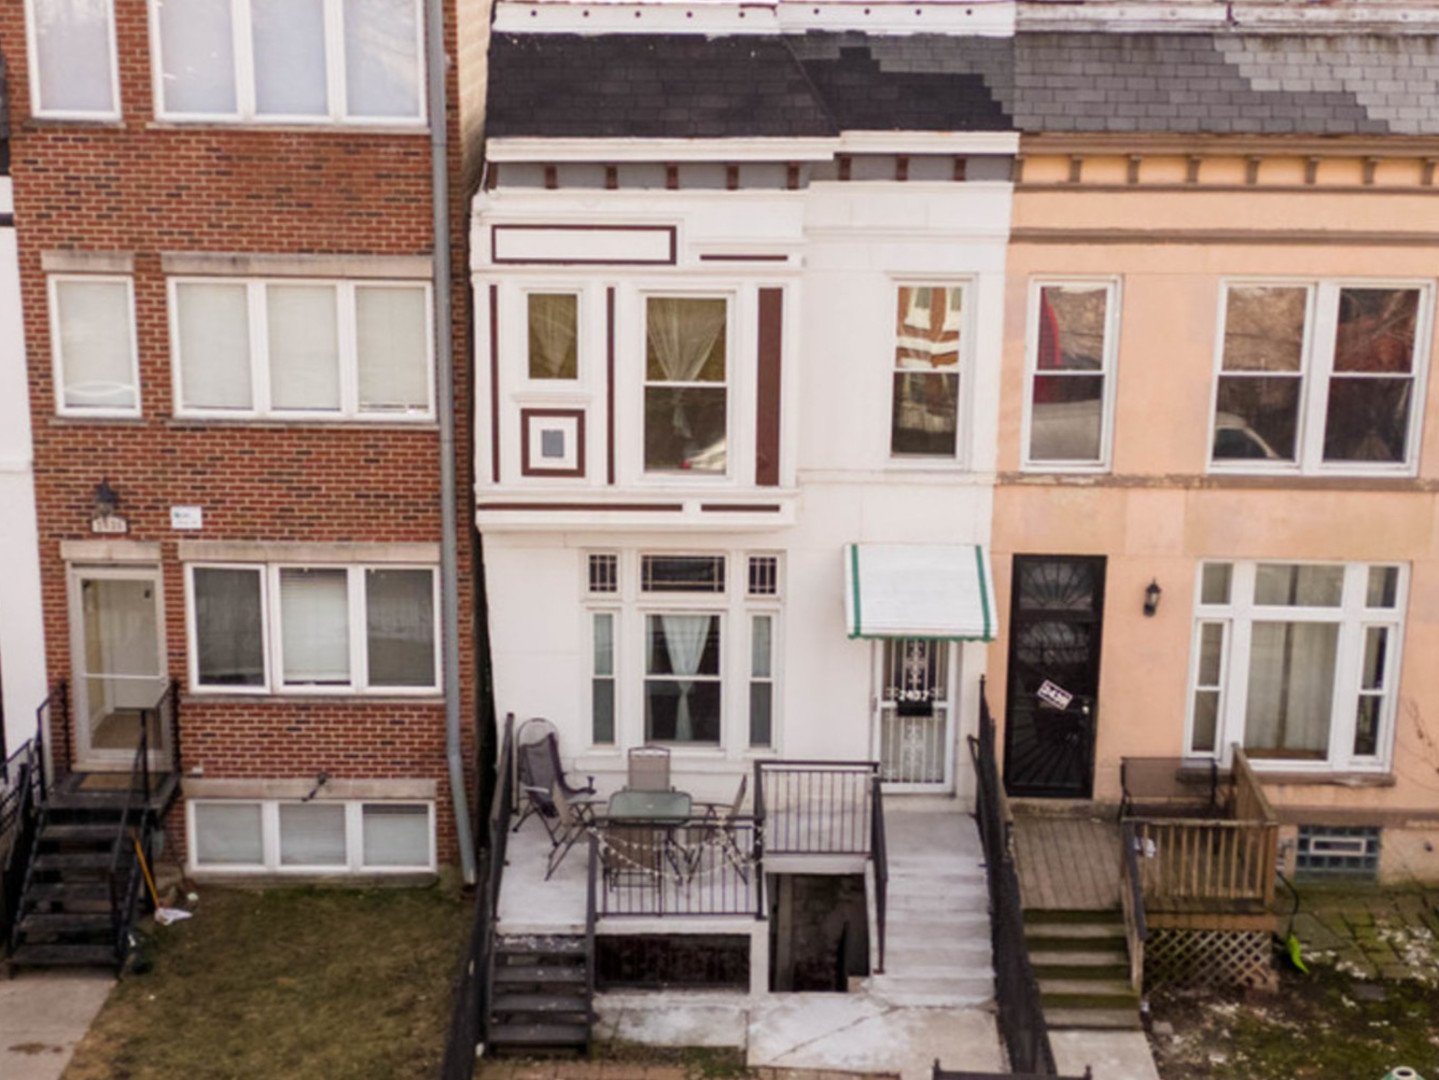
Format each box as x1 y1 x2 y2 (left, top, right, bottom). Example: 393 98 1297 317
487 30 1439 143
486 32 1014 139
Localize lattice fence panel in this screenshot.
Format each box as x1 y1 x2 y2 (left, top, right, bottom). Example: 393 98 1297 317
1145 928 1275 991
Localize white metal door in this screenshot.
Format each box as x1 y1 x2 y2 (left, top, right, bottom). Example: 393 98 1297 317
873 638 954 792
68 566 167 770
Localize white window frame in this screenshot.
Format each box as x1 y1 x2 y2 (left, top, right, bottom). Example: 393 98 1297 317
1207 279 1433 477
184 562 441 696
168 277 435 421
26 0 122 121
522 287 585 386
1021 277 1121 472
187 799 436 874
640 291 735 481
147 0 427 126
1184 560 1406 774
580 549 781 756
888 278 974 467
49 274 142 418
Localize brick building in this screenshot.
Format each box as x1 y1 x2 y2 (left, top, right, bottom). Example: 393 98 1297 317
0 0 488 893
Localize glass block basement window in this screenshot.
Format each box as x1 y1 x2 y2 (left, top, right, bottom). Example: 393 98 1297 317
1294 825 1380 881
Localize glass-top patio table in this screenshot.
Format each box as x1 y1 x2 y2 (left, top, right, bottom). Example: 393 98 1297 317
604 788 692 823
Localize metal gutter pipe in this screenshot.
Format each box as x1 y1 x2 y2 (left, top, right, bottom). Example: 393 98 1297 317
427 0 477 885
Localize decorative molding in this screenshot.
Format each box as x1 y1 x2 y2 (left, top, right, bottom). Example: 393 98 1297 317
159 252 432 279
59 539 160 563
520 407 586 478
183 777 438 800
1010 228 1439 247
490 285 501 484
606 287 616 486
485 137 839 164
42 250 134 274
491 223 677 266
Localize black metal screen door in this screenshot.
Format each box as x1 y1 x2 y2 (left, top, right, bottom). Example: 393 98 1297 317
1003 556 1106 799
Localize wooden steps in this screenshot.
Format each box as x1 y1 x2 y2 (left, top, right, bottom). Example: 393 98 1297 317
1024 909 1142 1032
487 935 592 1057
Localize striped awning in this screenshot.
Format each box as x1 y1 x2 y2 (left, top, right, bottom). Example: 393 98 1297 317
843 544 997 641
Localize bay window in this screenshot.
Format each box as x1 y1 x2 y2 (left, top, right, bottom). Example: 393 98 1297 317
188 563 438 694
1187 560 1404 771
644 297 729 474
28 0 120 118
171 279 432 420
152 0 425 123
891 285 965 458
1211 282 1429 472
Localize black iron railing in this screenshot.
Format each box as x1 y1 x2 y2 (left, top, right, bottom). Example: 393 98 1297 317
969 679 1060 1077
107 703 159 969
440 712 514 1080
756 760 877 856
0 734 43 947
38 682 68 788
592 816 760 917
870 774 888 974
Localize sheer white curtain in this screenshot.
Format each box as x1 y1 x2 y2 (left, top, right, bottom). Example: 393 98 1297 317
528 294 578 379
1244 621 1338 757
252 0 328 115
646 298 725 384
661 615 710 742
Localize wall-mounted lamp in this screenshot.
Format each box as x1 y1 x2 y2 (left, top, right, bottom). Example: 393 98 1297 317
1143 579 1162 618
93 479 119 518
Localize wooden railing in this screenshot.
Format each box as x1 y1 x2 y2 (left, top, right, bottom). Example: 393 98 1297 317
1127 746 1278 911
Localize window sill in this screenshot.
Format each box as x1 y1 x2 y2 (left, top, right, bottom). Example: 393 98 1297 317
51 413 144 425
25 115 124 129
145 119 428 136
165 416 438 432
181 692 443 706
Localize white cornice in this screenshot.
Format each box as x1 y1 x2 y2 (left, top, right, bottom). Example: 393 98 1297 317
487 133 1018 162
1017 0 1439 33
839 131 1020 155
494 0 1015 36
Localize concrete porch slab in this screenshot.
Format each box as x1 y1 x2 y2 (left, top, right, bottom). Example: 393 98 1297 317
0 971 114 1080
1051 1030 1162 1080
595 991 751 1047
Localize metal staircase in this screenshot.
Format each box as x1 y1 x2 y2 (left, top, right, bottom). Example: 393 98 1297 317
486 933 594 1056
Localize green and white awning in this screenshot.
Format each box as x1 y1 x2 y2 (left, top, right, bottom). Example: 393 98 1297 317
844 543 996 641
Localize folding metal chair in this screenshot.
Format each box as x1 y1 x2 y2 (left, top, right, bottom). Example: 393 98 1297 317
514 717 595 833
627 745 671 791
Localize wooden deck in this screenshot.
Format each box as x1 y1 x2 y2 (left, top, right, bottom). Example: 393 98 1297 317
1012 814 1122 912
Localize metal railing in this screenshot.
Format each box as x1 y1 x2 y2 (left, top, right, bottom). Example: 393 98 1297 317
38 683 68 788
107 707 159 969
756 760 877 856
870 775 888 974
592 817 761 917
440 713 514 1080
1119 822 1147 995
969 678 1059 1077
0 735 44 948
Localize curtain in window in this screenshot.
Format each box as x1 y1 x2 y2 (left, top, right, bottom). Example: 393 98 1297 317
356 287 428 412
365 569 434 687
268 285 341 411
194 568 265 686
280 569 350 684
1244 621 1338 758
646 298 726 384
528 294 578 379
178 283 252 409
252 0 328 115
56 280 135 409
344 0 421 118
660 614 710 742
34 0 115 114
157 0 237 114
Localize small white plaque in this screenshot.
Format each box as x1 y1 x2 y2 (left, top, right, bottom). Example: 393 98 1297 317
1036 680 1074 711
91 515 128 535
171 506 204 530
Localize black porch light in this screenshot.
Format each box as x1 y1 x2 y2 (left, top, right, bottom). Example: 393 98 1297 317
92 479 119 518
1143 579 1162 618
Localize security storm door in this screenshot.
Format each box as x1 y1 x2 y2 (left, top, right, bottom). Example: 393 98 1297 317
1003 556 1105 799
69 566 168 770
873 638 954 792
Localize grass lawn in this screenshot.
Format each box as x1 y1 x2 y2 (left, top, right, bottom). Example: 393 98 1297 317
63 884 470 1080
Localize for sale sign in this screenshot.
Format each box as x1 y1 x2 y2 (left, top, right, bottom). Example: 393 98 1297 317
1036 680 1074 710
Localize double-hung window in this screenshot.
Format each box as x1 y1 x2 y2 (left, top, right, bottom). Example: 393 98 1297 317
1025 280 1119 469
152 0 425 123
891 284 966 458
50 275 140 416
28 0 120 119
171 279 432 419
644 297 729 475
1187 560 1404 771
188 564 438 694
1210 282 1430 472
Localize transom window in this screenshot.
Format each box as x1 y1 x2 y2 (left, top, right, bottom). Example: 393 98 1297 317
644 296 728 475
171 279 432 419
641 555 725 594
188 564 438 694
891 284 965 458
1211 282 1430 473
27 0 120 118
49 275 140 416
152 0 425 123
1025 280 1118 468
1187 560 1404 771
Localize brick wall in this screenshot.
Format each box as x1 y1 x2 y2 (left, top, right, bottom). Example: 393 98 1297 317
0 0 481 866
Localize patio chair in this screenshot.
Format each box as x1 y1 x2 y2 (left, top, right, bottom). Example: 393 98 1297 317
626 745 671 792
688 774 750 883
544 782 599 880
601 823 665 892
514 717 596 833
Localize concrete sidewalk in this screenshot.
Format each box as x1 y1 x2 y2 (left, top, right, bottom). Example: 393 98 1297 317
0 971 114 1080
1052 1030 1162 1080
